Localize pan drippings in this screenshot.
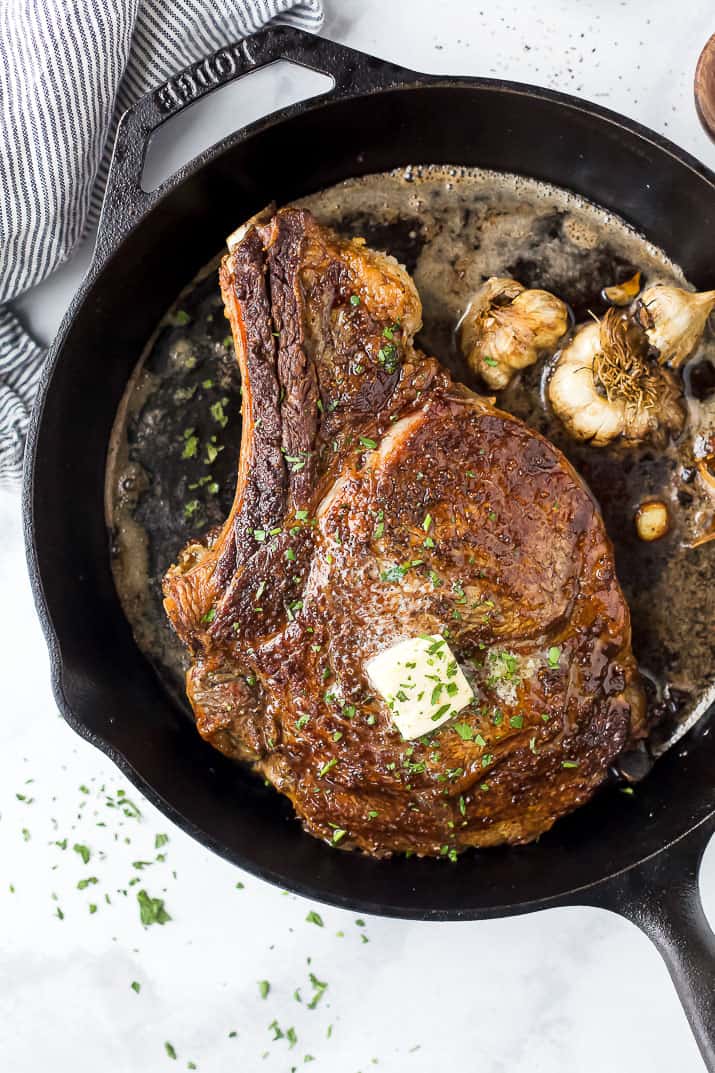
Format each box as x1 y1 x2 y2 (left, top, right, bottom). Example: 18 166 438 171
107 165 714 762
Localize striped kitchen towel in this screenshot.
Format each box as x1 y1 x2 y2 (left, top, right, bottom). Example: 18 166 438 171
0 0 323 488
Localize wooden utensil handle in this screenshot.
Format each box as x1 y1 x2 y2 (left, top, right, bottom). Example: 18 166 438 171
695 33 715 142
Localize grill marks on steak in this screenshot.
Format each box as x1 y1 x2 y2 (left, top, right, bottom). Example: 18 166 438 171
163 207 647 856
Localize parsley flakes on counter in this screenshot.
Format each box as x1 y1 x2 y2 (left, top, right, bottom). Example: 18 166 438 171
137 889 171 926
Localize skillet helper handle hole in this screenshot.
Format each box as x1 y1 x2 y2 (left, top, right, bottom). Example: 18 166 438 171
95 25 417 260
589 819 715 1072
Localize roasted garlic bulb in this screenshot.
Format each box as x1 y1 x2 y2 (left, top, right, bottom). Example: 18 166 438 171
459 277 569 390
548 308 685 446
634 284 715 367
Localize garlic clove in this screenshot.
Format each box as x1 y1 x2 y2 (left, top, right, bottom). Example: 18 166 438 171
459 277 568 390
635 501 669 541
634 284 715 367
603 270 642 306
697 456 715 494
513 288 571 352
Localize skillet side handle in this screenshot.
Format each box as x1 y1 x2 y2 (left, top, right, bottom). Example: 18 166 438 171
588 819 715 1072
95 25 418 263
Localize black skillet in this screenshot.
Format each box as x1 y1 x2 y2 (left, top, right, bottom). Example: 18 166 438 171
22 26 715 1068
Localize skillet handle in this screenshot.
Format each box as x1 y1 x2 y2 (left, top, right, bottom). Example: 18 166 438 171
96 25 417 262
587 818 715 1071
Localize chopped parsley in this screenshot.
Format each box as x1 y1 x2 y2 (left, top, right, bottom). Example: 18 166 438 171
377 343 400 373
258 980 270 999
487 649 520 684
164 1041 177 1060
359 436 377 450
73 843 90 865
131 981 141 994
350 294 361 306
562 760 579 769
204 442 222 465
305 910 324 927
137 890 171 926
318 758 337 778
209 400 229 428
380 563 409 583
181 431 198 459
285 452 309 473
548 646 561 668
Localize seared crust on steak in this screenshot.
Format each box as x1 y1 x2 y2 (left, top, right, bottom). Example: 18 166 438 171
163 208 646 857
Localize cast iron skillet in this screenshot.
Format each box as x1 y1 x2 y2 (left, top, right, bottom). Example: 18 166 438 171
22 26 715 1068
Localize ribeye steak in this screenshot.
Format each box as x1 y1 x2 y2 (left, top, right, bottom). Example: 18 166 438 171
163 206 646 857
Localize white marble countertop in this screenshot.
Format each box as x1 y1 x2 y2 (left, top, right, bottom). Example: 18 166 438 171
2 2 714 1071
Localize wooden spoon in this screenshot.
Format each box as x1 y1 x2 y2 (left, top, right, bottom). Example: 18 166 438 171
695 33 715 142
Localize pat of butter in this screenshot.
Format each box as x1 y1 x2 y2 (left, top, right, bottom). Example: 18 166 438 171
365 634 474 740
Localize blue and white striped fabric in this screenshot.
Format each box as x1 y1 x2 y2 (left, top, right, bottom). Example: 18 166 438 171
0 0 323 487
